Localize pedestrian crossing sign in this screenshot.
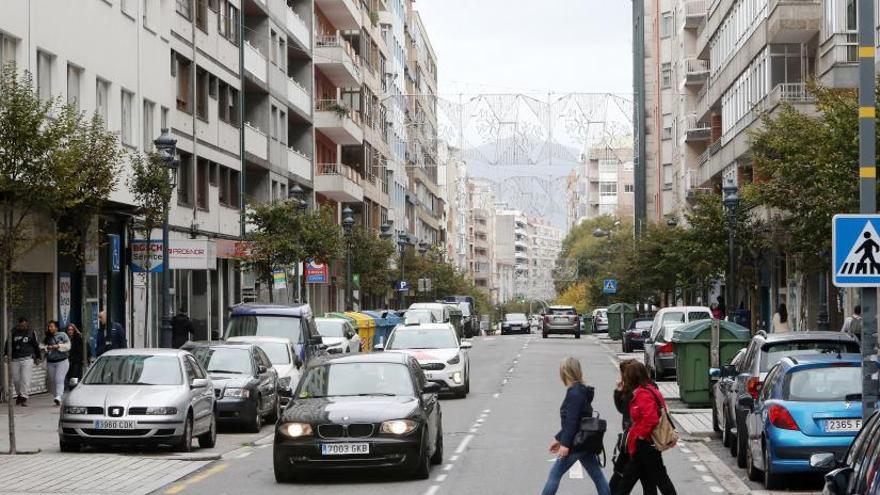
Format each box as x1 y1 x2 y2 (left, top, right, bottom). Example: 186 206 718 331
832 214 880 287
603 279 618 295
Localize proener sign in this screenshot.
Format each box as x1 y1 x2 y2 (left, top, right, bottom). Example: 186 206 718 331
131 239 217 272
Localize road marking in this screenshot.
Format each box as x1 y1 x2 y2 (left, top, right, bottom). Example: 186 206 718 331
235 452 251 459
424 485 440 495
257 443 272 449
469 428 478 433
483 409 491 413
435 474 448 482
701 475 716 483
688 456 700 462
568 464 584 479
709 486 724 493
450 455 459 461
476 418 484 423
163 463 229 494
443 463 454 471
493 393 500 398
455 434 474 454
694 464 707 472
508 367 514 373
680 447 692 454
502 378 508 384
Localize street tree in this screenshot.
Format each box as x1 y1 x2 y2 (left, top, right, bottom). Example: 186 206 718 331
349 226 396 306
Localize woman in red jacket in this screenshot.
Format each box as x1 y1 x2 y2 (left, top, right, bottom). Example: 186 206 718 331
612 361 677 495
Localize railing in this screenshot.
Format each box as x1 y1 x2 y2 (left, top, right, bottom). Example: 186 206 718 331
685 114 711 131
315 99 362 125
244 123 268 160
243 40 267 83
316 162 362 185
287 148 311 179
287 78 310 113
684 58 709 75
315 34 362 80
685 0 708 16
773 82 814 102
819 31 858 76
286 8 310 49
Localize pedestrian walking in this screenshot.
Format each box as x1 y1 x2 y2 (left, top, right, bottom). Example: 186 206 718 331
97 310 127 356
42 320 71 405
171 312 195 348
710 303 722 320
3 317 40 407
541 357 611 495
841 305 863 340
771 303 789 333
612 361 677 495
65 323 86 387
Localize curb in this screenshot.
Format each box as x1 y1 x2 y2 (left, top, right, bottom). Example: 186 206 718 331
129 452 222 461
0 449 41 455
690 440 751 495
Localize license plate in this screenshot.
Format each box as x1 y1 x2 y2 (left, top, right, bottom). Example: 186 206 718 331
93 420 136 430
321 443 370 455
555 317 565 322
425 372 434 379
825 419 862 433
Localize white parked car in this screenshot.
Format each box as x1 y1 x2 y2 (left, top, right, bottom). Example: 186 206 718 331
315 317 361 354
227 335 303 403
378 323 472 398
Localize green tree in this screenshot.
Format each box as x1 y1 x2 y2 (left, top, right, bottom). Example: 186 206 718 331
349 226 395 303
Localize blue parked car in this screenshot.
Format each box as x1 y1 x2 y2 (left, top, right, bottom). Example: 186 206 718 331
741 354 863 489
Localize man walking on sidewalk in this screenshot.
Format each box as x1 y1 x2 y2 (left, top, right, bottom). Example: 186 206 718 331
97 310 127 356
3 317 41 406
841 305 863 341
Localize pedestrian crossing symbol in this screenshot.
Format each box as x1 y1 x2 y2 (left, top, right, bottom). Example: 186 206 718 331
833 214 880 287
603 279 618 295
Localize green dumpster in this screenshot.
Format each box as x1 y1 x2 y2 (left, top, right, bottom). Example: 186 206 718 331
672 319 751 406
607 303 637 341
581 314 594 335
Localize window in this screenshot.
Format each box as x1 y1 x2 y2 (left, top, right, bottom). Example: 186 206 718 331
209 163 218 185
218 0 239 42
96 79 110 128
270 30 277 64
176 0 192 19
218 167 229 205
36 50 52 101
161 106 169 130
663 163 673 186
661 62 672 89
196 67 208 120
121 0 135 17
660 11 673 38
143 0 157 28
230 169 240 206
197 158 209 210
66 64 81 110
279 39 286 72
0 32 17 67
624 184 634 193
195 0 208 31
218 81 239 126
176 54 192 113
177 152 193 206
143 100 154 151
121 89 134 146
271 105 278 139
599 182 618 196
279 111 286 143
598 158 618 172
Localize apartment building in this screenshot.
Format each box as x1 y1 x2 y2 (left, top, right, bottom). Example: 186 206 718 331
466 178 497 301
566 147 635 228
529 220 563 302
438 142 469 269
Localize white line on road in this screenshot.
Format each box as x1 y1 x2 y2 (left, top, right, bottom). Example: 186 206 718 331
709 486 724 493
450 455 459 462
423 485 440 495
235 452 252 459
508 367 514 373
443 464 454 471
469 428 478 433
455 434 474 454
701 475 716 483
493 393 500 398
502 378 508 384
483 409 491 413
680 447 693 454
688 456 699 462
568 464 584 479
435 474 448 482
694 464 707 472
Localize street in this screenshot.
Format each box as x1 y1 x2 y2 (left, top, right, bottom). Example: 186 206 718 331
153 334 718 495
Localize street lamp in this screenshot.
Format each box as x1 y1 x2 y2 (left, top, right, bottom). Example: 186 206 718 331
817 250 831 331
341 206 355 311
154 128 179 348
722 176 740 321
288 184 307 304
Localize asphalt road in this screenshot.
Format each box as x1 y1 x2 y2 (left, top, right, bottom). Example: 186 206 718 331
155 333 722 495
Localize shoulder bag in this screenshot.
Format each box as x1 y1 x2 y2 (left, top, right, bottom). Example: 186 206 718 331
648 388 678 452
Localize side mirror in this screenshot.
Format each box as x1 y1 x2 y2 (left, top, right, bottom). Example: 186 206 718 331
460 341 473 350
709 368 721 381
722 365 737 377
191 378 209 389
738 395 755 410
328 347 343 354
257 365 268 375
374 343 385 352
641 330 650 338
293 355 303 369
68 377 79 388
423 382 442 394
823 467 853 495
809 453 837 469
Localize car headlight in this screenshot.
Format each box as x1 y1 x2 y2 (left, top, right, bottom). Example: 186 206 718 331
223 388 250 398
63 406 88 415
452 371 463 384
380 419 418 435
447 355 461 365
281 422 313 438
278 376 292 389
144 407 178 415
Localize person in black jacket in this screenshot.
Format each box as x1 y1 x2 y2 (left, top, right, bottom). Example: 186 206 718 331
97 310 127 355
65 323 86 388
171 312 195 348
3 317 40 406
541 357 611 495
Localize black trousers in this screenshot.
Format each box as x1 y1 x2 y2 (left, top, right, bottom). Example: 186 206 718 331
65 361 83 390
611 439 677 495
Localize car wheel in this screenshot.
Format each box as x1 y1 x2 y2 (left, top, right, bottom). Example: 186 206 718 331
763 443 782 489
274 449 301 483
722 411 732 448
746 440 762 482
542 333 548 339
622 340 630 353
712 403 720 432
198 413 217 449
430 422 444 465
248 397 263 433
174 414 193 453
575 332 581 339
735 415 748 468
59 437 81 453
412 438 431 480
464 374 470 395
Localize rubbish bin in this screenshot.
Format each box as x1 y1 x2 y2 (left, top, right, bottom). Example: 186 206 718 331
345 312 376 352
607 303 637 341
362 310 401 349
672 319 751 406
581 314 594 335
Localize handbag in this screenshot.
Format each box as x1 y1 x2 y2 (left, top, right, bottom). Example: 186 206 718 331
573 411 607 456
648 388 679 451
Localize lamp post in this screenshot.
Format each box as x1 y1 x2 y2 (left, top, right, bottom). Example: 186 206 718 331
722 176 740 321
154 129 179 348
288 184 307 304
418 240 428 301
342 206 355 311
817 251 831 331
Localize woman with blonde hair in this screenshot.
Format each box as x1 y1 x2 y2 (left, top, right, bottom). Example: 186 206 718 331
541 357 610 495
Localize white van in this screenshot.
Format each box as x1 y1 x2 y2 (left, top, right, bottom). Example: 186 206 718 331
644 306 712 378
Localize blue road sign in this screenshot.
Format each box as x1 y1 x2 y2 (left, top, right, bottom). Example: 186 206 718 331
396 280 410 292
833 214 880 287
603 279 618 295
108 234 120 272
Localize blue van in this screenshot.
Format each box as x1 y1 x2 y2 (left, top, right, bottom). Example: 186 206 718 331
225 304 327 366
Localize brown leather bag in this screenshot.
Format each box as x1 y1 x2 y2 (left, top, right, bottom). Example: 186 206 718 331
648 388 678 452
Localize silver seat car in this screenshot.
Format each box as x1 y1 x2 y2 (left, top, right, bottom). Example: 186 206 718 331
59 349 217 452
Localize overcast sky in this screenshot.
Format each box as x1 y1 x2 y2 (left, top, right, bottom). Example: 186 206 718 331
414 0 633 96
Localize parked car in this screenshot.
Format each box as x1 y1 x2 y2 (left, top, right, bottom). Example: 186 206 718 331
225 303 327 367
315 317 361 354
714 331 860 469
273 352 443 482
742 354 863 489
815 410 880 495
378 322 471 398
443 296 477 338
542 305 581 338
403 309 437 325
59 349 216 452
710 347 747 441
643 306 712 379
501 313 529 335
408 303 452 324
226 336 302 404
530 314 543 332
183 342 281 432
592 308 608 333
622 317 653 353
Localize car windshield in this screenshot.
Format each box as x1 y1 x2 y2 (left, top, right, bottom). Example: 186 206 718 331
630 320 653 329
786 366 861 401
405 310 435 325
505 313 527 322
316 319 347 337
387 328 458 349
761 341 860 371
551 308 575 315
458 303 471 317
298 362 414 398
189 347 253 375
662 311 685 323
226 315 302 344
257 342 290 365
83 355 182 385
688 312 711 321
410 305 444 321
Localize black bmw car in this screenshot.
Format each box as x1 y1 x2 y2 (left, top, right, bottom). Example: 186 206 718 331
184 342 281 432
273 353 443 482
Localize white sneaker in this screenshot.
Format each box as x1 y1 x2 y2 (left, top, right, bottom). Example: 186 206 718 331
53 397 61 406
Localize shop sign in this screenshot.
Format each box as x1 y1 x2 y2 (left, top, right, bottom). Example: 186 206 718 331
305 260 328 284
59 273 71 328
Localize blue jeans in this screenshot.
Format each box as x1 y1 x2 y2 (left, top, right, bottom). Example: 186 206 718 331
541 449 611 495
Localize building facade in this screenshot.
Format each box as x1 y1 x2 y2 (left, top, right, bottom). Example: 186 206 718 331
567 147 635 228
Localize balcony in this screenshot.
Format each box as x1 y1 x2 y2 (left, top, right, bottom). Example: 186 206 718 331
315 35 361 87
287 78 310 117
315 0 360 30
683 0 707 29
685 169 711 202
314 163 363 202
768 0 821 44
818 32 858 86
314 99 364 145
243 40 267 84
684 114 711 142
286 8 310 51
244 123 268 161
682 58 709 86
287 148 311 181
